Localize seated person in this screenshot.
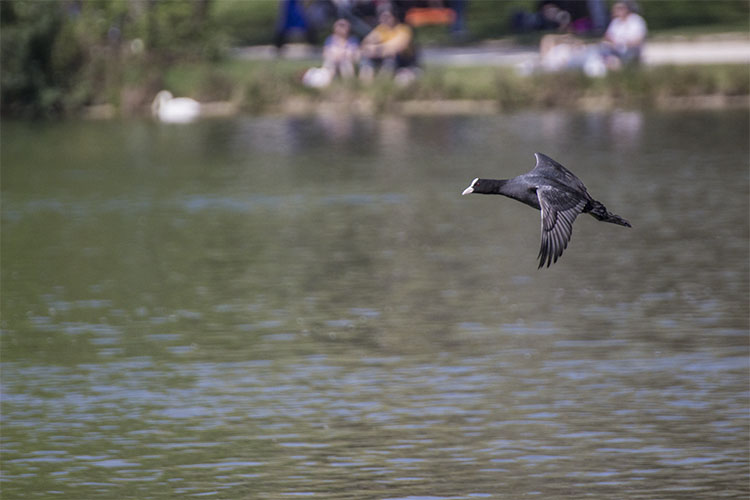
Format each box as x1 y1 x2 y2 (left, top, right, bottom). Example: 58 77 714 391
359 8 416 81
601 1 647 67
539 33 585 72
323 18 359 79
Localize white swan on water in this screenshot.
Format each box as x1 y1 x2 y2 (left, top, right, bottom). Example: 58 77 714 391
151 90 201 123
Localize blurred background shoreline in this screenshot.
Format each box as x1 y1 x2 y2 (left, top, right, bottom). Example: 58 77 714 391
2 0 748 119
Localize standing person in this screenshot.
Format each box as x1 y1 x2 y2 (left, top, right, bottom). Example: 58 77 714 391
359 8 415 82
323 18 359 79
274 0 316 52
601 1 647 67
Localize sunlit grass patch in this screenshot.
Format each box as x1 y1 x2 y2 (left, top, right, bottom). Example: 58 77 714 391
131 59 750 115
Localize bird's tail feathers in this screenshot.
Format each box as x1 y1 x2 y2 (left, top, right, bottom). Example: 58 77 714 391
588 201 631 227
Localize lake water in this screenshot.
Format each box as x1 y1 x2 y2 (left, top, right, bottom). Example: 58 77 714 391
2 109 748 499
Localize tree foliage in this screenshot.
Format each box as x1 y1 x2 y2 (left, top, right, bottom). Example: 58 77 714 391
1 0 219 117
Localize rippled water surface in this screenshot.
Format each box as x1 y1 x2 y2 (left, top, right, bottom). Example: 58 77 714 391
2 110 748 499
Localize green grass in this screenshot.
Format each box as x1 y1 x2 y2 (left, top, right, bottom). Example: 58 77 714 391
155 59 749 115
211 0 280 46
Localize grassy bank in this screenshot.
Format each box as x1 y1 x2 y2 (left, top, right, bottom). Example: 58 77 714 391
5 1 748 118
135 59 749 116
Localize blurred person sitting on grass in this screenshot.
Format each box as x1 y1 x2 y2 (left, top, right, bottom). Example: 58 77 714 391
323 18 359 79
600 1 647 68
359 8 418 84
536 1 646 77
302 18 359 88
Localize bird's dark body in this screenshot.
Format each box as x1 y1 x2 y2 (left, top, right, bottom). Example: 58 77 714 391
462 153 631 268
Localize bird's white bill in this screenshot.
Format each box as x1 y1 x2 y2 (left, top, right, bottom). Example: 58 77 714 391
462 178 479 195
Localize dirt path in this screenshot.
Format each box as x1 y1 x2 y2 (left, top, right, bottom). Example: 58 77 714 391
420 36 750 67
234 34 750 67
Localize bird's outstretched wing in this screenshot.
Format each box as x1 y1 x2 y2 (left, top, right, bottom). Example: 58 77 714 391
537 186 587 268
531 153 588 194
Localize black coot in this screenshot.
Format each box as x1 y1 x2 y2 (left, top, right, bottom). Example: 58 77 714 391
462 153 631 268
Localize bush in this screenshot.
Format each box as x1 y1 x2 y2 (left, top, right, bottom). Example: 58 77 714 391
1 2 72 116
0 0 224 117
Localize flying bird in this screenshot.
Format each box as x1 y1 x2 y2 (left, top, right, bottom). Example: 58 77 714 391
462 153 631 268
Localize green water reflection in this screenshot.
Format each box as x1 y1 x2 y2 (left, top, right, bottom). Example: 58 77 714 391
2 110 748 499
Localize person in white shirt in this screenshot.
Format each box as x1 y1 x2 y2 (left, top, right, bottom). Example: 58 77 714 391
601 1 647 67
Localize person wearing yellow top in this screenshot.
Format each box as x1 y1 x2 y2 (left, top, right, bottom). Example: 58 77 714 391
360 9 416 82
